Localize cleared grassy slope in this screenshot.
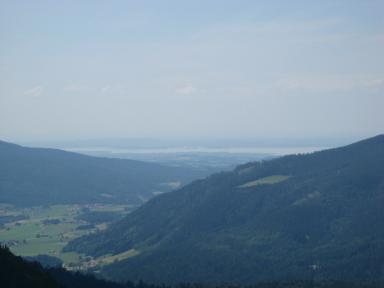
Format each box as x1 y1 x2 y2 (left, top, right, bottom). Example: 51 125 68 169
238 175 290 188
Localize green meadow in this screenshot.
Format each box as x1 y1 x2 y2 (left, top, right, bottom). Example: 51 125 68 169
0 204 131 267
238 175 290 188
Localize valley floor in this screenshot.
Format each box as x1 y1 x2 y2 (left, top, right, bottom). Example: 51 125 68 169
0 203 135 269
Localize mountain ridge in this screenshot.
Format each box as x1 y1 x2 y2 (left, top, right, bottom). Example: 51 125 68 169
65 135 384 284
0 140 209 206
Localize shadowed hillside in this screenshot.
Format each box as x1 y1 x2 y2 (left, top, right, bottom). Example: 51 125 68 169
0 140 209 206
0 246 381 288
0 245 59 288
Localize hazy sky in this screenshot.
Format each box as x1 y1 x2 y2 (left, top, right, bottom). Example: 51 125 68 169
1 0 383 142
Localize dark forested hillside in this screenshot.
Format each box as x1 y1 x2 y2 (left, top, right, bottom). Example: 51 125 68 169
0 140 208 206
0 245 59 288
0 245 381 288
65 135 384 284
0 245 141 288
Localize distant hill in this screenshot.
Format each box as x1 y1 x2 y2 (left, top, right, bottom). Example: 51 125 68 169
0 140 209 206
65 135 384 284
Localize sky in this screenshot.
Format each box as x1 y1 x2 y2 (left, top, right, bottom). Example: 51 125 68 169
0 0 383 143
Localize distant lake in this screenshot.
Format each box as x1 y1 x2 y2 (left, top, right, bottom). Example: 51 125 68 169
65 146 326 156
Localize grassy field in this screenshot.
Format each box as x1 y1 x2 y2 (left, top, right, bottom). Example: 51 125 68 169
0 204 132 267
238 175 290 188
91 249 140 267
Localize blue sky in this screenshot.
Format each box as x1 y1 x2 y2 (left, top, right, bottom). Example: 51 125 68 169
1 0 383 142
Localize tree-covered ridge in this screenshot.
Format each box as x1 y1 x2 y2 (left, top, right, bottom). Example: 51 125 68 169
0 140 208 206
0 245 59 288
65 135 384 284
0 246 381 288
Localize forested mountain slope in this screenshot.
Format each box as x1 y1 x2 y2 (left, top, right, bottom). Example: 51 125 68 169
65 135 384 284
0 140 208 206
1 246 379 288
0 245 59 288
